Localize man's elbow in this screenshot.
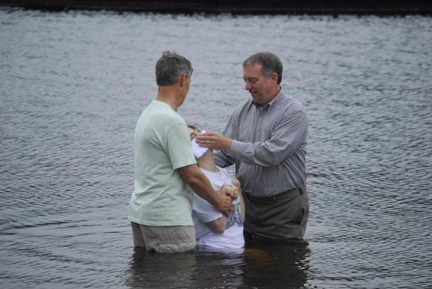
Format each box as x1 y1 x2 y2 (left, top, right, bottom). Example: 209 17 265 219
255 147 295 166
254 155 279 167
178 165 203 186
182 174 202 187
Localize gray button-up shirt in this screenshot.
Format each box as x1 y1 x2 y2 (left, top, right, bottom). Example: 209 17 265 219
214 88 308 197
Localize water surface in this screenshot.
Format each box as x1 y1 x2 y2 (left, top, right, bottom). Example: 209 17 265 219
1 9 431 288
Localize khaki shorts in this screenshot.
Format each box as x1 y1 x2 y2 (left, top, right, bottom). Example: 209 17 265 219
131 222 196 253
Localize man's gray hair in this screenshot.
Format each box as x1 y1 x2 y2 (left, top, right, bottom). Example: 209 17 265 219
243 52 283 85
155 51 193 86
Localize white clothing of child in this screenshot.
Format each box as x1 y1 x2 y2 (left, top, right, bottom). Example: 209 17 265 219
192 166 244 249
189 128 244 249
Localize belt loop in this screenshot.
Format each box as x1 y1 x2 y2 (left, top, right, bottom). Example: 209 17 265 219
299 186 304 195
272 196 277 203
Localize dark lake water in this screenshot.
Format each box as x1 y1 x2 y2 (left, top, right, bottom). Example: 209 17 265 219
1 8 431 289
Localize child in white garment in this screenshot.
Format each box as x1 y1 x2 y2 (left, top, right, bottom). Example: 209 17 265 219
188 125 245 249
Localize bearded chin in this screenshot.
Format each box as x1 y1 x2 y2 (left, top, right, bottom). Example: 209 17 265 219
251 94 261 104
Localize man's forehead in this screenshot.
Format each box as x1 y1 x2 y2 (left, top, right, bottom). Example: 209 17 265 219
243 64 263 78
244 63 262 70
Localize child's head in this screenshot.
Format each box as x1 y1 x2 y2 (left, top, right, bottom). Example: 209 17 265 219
187 124 199 140
187 124 209 159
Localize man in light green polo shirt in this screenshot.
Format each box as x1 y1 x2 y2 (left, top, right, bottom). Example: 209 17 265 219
128 51 232 253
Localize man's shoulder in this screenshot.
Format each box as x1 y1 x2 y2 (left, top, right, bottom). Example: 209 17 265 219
232 98 253 115
166 111 186 125
147 101 186 125
137 103 187 138
277 92 306 113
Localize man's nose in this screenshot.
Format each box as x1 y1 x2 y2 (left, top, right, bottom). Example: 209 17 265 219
245 82 252 90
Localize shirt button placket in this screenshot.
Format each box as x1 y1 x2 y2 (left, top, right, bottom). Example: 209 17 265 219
254 109 261 142
256 110 265 194
254 108 263 192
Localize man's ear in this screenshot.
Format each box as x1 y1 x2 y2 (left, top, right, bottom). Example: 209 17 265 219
179 73 188 87
271 72 278 85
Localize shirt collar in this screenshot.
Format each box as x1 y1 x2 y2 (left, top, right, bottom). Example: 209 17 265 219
268 86 284 107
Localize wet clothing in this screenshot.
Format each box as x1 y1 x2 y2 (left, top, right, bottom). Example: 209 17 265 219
193 167 244 249
131 222 196 253
242 185 309 241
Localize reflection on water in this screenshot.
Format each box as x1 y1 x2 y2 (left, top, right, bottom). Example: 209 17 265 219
125 241 310 289
126 249 198 288
1 7 432 289
194 246 246 288
242 241 310 289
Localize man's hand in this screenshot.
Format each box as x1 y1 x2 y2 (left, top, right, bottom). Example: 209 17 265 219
231 177 241 190
220 185 239 200
179 164 232 217
195 132 232 150
215 192 232 217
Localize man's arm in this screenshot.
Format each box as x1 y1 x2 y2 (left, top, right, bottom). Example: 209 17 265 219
213 148 235 169
203 184 239 234
220 185 239 199
196 110 308 167
178 164 232 217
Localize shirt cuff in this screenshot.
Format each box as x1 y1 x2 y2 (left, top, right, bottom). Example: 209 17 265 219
230 140 247 158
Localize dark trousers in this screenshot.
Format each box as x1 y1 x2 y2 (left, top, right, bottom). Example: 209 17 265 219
243 185 309 241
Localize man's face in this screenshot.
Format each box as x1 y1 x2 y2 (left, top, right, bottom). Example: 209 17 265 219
243 64 274 106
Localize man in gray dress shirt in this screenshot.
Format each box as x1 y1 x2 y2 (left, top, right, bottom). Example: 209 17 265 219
195 52 309 242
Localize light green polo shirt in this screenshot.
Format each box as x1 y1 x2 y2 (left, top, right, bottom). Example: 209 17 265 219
128 100 197 226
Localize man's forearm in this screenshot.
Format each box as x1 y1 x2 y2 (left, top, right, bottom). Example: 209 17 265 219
188 175 232 217
214 149 235 168
178 164 232 216
188 174 220 207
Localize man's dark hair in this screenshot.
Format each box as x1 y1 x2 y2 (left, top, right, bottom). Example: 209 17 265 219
243 52 283 85
155 51 193 86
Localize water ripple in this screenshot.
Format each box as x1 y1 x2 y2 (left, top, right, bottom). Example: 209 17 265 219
1 9 432 289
